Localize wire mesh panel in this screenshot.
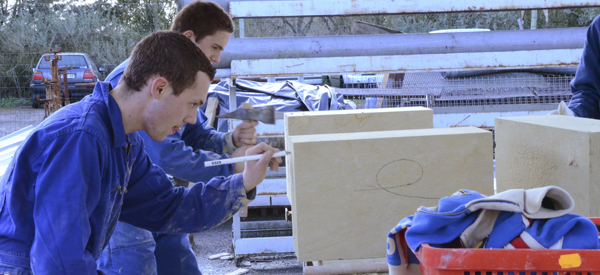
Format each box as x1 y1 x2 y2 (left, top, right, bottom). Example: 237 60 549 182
339 71 574 109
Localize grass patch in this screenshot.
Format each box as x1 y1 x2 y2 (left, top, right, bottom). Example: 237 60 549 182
0 97 30 107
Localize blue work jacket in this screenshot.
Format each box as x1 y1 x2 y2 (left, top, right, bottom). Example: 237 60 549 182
106 59 235 183
0 82 252 274
569 15 600 119
387 189 600 268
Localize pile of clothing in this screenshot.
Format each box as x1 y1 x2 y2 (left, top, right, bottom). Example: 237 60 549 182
387 186 600 275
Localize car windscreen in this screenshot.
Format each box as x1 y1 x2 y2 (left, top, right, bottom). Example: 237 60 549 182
38 55 88 69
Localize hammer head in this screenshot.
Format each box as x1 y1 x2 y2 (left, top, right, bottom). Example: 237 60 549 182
216 106 276 124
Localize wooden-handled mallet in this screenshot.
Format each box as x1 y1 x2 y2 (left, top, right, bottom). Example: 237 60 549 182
208 102 281 167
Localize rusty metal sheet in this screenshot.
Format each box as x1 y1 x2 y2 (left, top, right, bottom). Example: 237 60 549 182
231 48 582 77
229 0 600 18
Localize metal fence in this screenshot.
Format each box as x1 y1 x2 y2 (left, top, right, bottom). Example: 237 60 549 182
0 69 574 137
340 72 573 109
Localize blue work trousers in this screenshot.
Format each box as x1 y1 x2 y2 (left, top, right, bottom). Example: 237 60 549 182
97 222 201 275
0 264 32 275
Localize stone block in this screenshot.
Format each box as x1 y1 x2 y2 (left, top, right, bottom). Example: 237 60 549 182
289 127 493 261
284 107 433 206
495 115 600 217
285 107 433 137
284 107 434 251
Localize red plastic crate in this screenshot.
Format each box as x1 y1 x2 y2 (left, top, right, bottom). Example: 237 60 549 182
415 218 600 275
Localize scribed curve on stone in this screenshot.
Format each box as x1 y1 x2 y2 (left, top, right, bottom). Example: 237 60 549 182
355 159 439 199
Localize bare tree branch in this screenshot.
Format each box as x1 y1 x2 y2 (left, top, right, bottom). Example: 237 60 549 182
301 17 314 35
282 18 296 35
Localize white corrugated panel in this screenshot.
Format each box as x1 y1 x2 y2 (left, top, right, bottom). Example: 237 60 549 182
0 126 34 178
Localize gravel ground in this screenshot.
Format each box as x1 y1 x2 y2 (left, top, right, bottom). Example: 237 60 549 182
0 106 44 137
192 220 303 275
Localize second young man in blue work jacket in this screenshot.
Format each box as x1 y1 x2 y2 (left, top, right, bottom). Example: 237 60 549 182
97 1 257 275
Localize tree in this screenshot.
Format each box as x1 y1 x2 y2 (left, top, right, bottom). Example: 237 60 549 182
0 0 177 98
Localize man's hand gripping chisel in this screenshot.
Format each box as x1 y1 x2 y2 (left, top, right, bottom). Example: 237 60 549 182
205 151 288 167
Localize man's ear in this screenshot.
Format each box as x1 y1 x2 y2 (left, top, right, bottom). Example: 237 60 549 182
149 77 170 100
182 30 195 41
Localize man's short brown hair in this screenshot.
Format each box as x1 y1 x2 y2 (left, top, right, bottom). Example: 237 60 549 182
122 31 216 96
171 1 234 42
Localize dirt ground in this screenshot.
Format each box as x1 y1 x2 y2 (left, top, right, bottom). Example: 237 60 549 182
193 220 303 275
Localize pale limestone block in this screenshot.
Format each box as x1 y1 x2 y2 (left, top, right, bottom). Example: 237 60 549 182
284 107 434 251
285 107 433 136
289 127 493 261
495 115 600 216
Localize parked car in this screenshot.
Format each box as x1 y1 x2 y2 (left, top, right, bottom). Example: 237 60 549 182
30 52 104 108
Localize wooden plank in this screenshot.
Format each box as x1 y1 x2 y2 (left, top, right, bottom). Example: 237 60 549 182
304 261 388 274
381 73 390 89
375 98 384 108
234 236 294 255
229 0 600 18
205 97 220 128
495 115 600 216
289 127 493 261
284 107 433 252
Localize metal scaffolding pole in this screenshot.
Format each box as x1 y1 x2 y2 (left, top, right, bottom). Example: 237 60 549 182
216 27 586 69
229 48 582 77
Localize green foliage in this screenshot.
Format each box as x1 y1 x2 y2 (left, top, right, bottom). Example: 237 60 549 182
0 97 28 107
0 0 177 98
